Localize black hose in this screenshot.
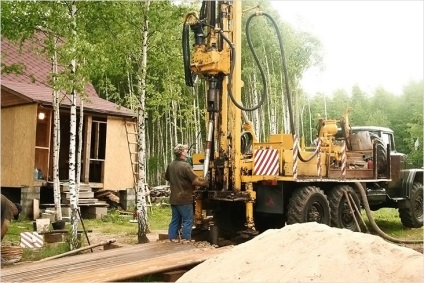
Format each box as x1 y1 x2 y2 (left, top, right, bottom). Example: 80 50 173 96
249 12 295 134
297 143 320 162
353 182 423 244
182 21 194 87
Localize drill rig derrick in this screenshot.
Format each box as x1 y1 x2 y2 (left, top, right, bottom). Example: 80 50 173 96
183 1 256 238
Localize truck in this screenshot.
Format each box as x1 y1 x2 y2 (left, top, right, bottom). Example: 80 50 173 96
181 1 423 243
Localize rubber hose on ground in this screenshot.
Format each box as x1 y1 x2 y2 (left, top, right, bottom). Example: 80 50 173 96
353 182 423 244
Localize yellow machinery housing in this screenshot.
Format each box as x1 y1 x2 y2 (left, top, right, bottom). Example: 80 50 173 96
182 1 391 242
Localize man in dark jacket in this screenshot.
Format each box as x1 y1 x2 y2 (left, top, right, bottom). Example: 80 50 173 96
165 144 208 241
1 194 21 241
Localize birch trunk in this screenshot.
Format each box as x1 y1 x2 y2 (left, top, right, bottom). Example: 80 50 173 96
68 1 79 250
136 0 151 244
172 100 178 143
52 45 62 221
76 99 84 200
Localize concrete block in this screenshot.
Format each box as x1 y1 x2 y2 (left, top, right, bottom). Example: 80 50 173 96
35 219 50 233
41 213 55 222
44 233 64 243
21 186 41 219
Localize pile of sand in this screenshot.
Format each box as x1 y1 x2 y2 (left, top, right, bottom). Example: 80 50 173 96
178 222 423 282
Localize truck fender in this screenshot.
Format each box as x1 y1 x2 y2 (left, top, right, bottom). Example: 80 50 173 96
401 169 423 199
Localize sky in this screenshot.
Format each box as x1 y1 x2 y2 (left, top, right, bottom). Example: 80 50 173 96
271 1 423 96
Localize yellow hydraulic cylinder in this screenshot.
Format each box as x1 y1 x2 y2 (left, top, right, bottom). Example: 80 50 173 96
245 182 256 230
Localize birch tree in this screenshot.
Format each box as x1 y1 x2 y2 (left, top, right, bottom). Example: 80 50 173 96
66 0 80 250
135 0 151 243
52 42 63 221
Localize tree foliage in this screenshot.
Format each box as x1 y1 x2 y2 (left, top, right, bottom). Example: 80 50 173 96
2 0 422 188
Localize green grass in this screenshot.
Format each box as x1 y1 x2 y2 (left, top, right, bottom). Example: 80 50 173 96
363 208 423 240
2 205 172 262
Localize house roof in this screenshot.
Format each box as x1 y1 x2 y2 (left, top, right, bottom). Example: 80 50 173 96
1 37 135 118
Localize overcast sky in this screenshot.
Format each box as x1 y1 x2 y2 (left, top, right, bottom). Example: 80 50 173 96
271 1 423 96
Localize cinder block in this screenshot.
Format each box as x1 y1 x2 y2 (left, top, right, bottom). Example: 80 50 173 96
36 218 50 233
41 213 55 222
44 233 64 243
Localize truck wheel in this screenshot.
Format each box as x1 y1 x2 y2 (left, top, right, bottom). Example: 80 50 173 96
399 182 423 228
287 186 330 225
370 133 387 176
328 185 361 231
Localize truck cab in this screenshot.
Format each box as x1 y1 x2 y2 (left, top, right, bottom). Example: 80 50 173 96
338 126 423 228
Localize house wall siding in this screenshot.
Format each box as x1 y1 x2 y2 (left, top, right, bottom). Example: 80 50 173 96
103 116 133 190
1 104 37 187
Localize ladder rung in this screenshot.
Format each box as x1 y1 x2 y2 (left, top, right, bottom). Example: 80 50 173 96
129 142 138 145
127 132 138 135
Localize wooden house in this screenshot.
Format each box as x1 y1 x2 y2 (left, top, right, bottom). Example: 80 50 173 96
1 37 137 217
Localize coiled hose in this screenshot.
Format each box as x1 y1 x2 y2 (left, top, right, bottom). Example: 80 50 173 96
353 182 423 244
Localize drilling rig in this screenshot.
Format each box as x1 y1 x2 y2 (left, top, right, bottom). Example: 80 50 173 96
182 1 423 243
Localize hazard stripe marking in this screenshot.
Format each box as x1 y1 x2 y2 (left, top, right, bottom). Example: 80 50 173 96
20 232 44 248
254 149 279 175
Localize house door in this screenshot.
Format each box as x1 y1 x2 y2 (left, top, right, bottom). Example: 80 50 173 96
83 116 107 184
35 107 52 181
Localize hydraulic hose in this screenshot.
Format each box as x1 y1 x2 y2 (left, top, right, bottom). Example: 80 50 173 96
353 182 423 244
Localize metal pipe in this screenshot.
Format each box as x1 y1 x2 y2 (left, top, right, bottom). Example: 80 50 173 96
203 119 214 178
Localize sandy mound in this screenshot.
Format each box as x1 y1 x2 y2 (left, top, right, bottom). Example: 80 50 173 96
178 222 423 282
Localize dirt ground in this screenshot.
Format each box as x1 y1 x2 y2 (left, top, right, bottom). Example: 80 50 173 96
80 229 167 253
83 229 422 254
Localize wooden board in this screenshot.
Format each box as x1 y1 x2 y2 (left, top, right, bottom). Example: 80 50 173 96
1 103 37 187
103 117 134 190
1 241 231 282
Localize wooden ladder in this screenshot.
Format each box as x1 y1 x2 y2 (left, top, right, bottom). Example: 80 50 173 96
124 120 152 212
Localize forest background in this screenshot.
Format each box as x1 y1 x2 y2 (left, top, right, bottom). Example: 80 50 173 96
2 0 423 187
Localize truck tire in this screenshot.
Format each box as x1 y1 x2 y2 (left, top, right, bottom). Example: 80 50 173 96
399 182 423 228
287 186 330 225
369 133 387 176
328 185 361 231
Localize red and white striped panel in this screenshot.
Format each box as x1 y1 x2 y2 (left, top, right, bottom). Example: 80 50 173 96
20 232 44 248
254 149 279 175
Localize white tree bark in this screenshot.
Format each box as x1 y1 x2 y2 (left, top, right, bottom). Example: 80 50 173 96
136 0 151 244
76 99 84 201
68 0 79 250
52 44 62 221
172 100 178 144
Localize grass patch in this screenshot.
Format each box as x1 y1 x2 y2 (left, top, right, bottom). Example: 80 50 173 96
362 208 423 240
2 205 172 262
83 205 171 234
22 242 70 262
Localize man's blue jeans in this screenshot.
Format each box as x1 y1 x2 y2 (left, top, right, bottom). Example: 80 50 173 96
168 204 193 240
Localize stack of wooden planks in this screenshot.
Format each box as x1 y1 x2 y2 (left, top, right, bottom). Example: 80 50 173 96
1 241 231 282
